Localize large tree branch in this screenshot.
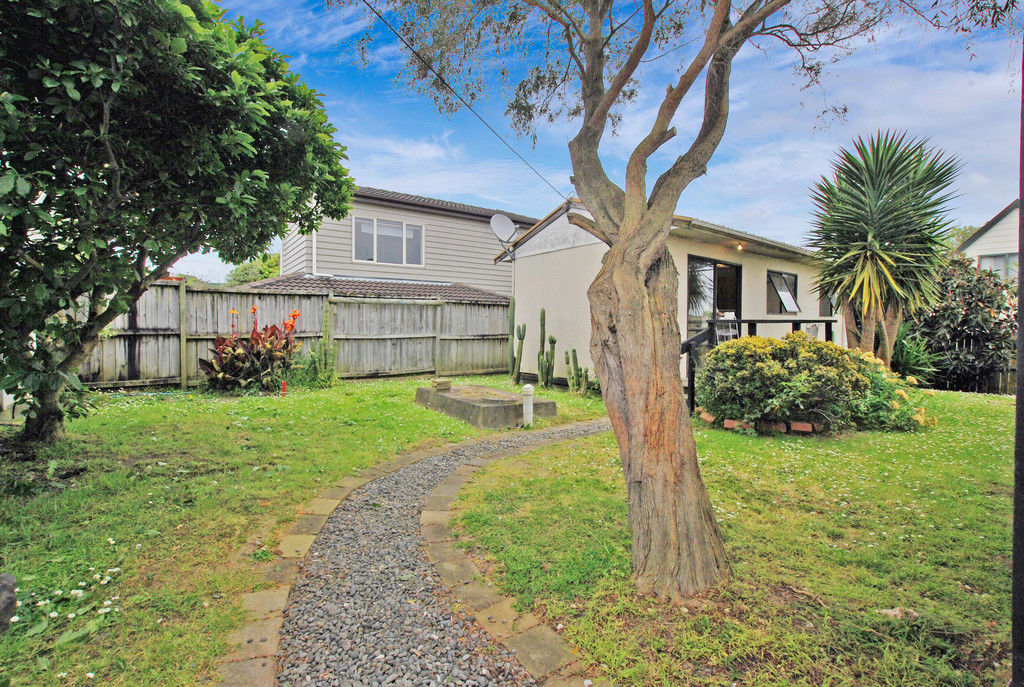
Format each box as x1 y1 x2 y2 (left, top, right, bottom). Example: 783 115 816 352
584 0 656 134
621 0 732 231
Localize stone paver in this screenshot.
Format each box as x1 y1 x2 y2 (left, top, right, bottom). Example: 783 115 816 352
276 534 316 559
224 615 283 662
218 657 276 686
240 586 290 618
288 514 328 535
301 497 341 516
503 625 574 677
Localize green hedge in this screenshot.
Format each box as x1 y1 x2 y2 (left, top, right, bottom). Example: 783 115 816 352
696 332 933 432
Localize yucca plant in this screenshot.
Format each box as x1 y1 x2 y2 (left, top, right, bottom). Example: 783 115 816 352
809 131 961 365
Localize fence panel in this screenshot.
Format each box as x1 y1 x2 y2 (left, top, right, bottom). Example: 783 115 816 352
79 284 508 388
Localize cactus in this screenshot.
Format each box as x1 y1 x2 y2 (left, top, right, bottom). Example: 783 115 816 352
507 298 516 377
566 348 590 396
535 309 557 388
512 323 526 385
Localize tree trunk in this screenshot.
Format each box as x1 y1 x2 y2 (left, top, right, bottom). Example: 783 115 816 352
588 241 729 600
878 304 902 366
21 386 65 443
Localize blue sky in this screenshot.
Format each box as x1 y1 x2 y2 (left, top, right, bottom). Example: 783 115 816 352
177 1 1022 280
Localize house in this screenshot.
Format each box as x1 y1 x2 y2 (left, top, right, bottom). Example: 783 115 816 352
498 200 840 379
272 186 536 299
959 200 1019 281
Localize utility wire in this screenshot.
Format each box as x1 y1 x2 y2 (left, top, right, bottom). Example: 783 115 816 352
357 0 569 202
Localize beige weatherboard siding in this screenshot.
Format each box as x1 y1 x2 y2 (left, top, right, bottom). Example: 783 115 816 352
504 202 840 380
959 200 1020 281
281 188 536 296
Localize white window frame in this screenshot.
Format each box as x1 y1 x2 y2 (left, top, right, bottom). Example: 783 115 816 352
351 217 425 267
767 270 800 314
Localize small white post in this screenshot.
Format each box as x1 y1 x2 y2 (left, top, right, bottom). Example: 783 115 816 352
522 384 534 427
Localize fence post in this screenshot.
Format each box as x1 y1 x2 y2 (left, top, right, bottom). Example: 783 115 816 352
179 281 187 389
433 301 444 375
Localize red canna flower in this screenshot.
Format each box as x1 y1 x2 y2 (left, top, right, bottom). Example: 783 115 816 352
290 310 301 319
250 305 258 314
284 321 295 332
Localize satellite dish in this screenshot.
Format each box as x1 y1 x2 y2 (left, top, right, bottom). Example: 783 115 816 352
490 214 518 244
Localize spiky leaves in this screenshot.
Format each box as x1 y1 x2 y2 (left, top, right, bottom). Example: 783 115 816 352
809 131 960 362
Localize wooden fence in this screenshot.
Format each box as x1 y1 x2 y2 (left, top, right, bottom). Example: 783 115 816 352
77 282 509 388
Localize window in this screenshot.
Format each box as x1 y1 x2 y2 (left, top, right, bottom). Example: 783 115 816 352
352 217 424 266
767 270 799 314
687 256 741 337
978 253 1019 281
818 293 835 317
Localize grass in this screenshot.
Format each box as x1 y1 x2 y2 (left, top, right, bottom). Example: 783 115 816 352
453 390 1012 686
0 374 605 686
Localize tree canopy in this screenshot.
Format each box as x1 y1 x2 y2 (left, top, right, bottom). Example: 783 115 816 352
0 0 354 440
226 253 281 286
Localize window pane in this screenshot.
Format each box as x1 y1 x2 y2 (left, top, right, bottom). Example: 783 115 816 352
687 258 715 337
354 218 374 261
405 225 423 265
818 293 834 317
376 220 404 264
979 255 1003 276
715 264 740 318
768 271 799 313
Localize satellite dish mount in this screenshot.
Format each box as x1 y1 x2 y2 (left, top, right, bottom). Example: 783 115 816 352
489 214 518 258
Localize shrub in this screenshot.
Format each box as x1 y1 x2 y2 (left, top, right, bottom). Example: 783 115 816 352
910 255 1016 392
198 307 302 392
891 322 941 384
697 332 932 432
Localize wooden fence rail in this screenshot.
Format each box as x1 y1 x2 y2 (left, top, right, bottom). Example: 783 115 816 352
76 282 509 388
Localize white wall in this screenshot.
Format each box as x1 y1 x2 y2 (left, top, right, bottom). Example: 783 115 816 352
511 212 840 380
963 206 1018 261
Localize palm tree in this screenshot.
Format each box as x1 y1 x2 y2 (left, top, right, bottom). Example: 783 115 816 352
809 131 961 365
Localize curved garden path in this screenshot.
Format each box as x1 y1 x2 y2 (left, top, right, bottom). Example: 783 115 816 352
276 419 611 687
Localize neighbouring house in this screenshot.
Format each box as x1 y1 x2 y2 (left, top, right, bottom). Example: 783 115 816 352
275 186 536 298
498 200 842 380
959 200 1020 281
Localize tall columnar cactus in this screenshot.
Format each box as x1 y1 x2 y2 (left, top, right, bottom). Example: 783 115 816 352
537 308 546 377
507 297 516 377
541 335 557 387
566 348 590 396
513 323 526 385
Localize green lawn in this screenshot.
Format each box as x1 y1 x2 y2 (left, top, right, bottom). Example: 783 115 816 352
0 375 604 686
453 391 1012 686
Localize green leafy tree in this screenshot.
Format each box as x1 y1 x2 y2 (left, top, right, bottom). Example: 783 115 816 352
912 254 1016 391
336 0 1015 599
809 131 961 365
226 253 281 286
0 0 354 442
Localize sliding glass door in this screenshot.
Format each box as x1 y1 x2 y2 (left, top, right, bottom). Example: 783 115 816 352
686 256 741 337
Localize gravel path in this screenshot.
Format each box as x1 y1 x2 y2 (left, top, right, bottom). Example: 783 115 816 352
277 420 611 687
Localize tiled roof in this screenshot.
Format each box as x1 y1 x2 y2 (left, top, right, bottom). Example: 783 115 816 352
355 186 537 227
240 273 509 304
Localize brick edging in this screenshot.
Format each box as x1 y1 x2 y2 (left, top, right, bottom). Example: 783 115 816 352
419 420 613 687
215 420 610 686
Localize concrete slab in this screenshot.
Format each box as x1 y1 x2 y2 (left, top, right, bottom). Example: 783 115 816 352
420 510 454 526
502 625 573 678
338 476 371 489
425 543 479 586
218 657 276 687
416 385 556 429
288 514 328 535
301 497 341 516
241 586 290 618
451 581 504 610
472 598 539 639
421 522 452 543
277 534 316 559
318 486 353 500
257 559 299 585
224 615 283 661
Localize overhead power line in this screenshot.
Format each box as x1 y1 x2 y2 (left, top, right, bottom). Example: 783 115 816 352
356 0 569 202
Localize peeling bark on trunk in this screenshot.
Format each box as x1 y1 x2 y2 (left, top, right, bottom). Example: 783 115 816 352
588 241 729 600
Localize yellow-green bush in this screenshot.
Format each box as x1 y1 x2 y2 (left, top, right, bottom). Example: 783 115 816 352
696 332 931 432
